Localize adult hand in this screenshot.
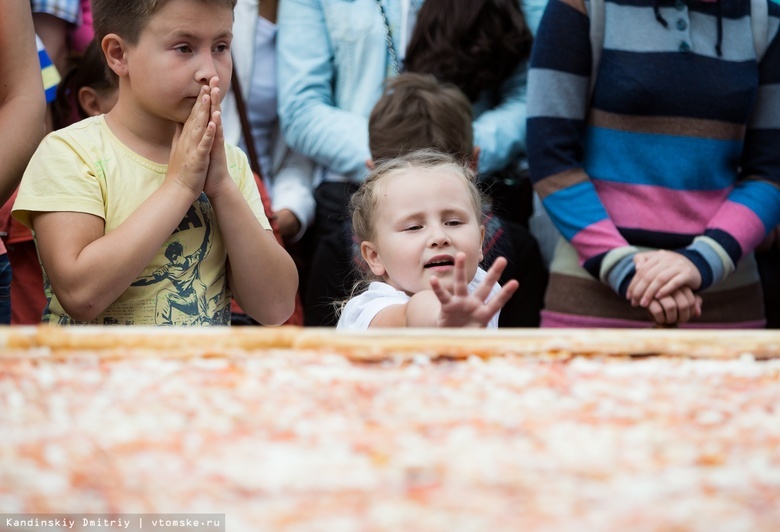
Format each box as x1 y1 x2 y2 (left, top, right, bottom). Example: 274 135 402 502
627 250 702 308
646 286 703 325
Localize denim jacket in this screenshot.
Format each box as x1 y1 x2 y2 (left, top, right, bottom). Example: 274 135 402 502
277 0 548 182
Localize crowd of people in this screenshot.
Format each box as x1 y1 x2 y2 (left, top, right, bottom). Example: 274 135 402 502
1 0 778 329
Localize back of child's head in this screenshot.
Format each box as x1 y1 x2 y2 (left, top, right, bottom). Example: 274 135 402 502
52 38 117 129
351 149 483 246
369 73 474 165
405 0 532 102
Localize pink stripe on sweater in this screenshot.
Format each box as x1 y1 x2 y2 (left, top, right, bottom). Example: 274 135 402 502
541 310 765 329
570 218 628 264
708 201 767 255
593 181 730 235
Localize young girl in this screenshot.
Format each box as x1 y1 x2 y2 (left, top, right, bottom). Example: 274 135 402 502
337 150 518 330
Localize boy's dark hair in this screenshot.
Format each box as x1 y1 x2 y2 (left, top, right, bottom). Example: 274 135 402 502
404 0 532 102
368 73 474 164
91 0 237 46
52 39 117 129
91 0 236 93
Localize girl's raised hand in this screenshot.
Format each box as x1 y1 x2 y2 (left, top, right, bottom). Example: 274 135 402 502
430 253 518 327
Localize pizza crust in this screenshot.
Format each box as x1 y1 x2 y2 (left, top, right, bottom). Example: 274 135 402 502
0 326 777 361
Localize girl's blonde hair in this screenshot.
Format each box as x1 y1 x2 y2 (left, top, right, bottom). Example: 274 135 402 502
337 150 485 314
351 149 483 246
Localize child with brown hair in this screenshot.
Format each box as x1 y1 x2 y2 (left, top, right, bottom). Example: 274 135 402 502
13 0 298 325
337 150 518 329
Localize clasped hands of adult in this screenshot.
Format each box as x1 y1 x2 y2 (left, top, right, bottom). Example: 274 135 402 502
429 253 519 328
626 250 703 326
168 76 230 200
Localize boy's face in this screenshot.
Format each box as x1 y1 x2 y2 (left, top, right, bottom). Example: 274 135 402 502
123 0 233 124
363 168 484 296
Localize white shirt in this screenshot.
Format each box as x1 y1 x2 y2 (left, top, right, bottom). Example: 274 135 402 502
337 267 502 330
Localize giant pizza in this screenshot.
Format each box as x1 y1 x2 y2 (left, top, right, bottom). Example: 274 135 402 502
1 327 779 530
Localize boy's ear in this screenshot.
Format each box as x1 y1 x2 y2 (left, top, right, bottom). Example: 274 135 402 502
361 241 386 277
470 146 481 173
101 34 129 78
365 159 375 170
77 87 103 117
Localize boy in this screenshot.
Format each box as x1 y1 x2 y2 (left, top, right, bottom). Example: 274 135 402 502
12 0 298 326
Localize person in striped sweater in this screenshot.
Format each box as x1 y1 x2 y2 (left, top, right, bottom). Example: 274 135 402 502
526 0 780 327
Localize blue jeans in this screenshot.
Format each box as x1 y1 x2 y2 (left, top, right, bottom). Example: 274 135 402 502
0 253 10 324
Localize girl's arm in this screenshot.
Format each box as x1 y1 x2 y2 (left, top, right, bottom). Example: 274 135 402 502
369 255 517 328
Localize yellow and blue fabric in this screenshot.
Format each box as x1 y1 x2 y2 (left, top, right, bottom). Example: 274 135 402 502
36 35 60 103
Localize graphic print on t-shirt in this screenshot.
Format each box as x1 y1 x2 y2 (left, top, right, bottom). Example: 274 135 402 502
131 195 226 325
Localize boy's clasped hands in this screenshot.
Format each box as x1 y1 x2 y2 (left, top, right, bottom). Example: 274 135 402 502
169 76 229 201
627 250 703 326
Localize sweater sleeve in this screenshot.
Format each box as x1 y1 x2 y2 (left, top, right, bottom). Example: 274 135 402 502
683 6 780 289
526 0 630 282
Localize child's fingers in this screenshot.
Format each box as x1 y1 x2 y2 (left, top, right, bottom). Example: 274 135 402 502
452 252 469 297
183 91 211 143
183 86 208 129
473 257 508 301
484 279 519 315
210 110 224 148
197 121 217 157
210 82 221 112
429 276 452 306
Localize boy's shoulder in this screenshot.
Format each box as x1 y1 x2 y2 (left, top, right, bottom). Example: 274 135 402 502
44 115 108 145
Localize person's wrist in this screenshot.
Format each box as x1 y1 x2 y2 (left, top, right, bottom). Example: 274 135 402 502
675 235 736 292
599 246 639 297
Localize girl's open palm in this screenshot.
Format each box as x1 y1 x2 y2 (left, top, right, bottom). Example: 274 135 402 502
430 253 518 327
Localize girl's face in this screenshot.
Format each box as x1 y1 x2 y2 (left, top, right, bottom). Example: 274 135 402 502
361 167 484 295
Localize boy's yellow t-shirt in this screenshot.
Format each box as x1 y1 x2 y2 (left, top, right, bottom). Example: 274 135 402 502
12 115 271 325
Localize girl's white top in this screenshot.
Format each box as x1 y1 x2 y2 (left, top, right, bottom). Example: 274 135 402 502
337 267 502 330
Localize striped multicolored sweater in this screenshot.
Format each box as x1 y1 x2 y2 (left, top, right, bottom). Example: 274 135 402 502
527 0 780 299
